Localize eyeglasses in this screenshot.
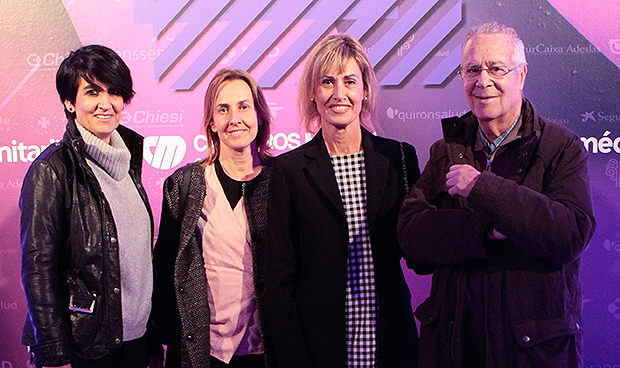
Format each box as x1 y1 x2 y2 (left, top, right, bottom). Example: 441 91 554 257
459 64 524 80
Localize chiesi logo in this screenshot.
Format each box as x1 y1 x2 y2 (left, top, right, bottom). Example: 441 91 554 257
26 52 66 68
0 139 58 163
143 136 187 170
123 110 184 125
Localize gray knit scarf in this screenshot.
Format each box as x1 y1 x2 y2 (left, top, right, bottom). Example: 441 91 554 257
75 122 131 180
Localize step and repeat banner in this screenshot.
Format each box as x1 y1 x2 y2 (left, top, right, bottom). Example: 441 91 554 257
1 0 619 366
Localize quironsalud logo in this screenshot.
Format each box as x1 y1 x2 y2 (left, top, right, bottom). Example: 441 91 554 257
386 106 467 122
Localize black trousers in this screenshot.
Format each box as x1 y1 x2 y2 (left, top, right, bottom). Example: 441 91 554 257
70 335 148 368
210 354 266 368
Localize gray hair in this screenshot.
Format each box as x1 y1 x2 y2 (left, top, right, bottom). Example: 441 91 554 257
462 22 527 66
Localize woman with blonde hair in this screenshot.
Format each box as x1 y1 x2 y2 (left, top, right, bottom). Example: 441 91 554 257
152 68 274 368
265 34 420 368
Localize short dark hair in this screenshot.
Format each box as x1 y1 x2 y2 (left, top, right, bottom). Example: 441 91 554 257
201 68 272 165
56 45 135 118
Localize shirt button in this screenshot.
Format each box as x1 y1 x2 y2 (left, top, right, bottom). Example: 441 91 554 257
186 334 194 341
179 286 185 293
522 335 531 343
115 338 121 345
110 237 117 243
575 323 581 330
114 287 120 295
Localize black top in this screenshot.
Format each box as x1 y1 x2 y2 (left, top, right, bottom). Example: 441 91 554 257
214 159 245 209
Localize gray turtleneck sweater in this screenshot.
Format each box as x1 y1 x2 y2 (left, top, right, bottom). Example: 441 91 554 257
76 122 152 342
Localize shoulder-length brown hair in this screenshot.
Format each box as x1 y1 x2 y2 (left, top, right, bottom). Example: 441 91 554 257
201 68 272 165
298 34 378 133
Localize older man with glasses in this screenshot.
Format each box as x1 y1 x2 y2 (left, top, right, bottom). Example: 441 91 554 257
398 22 595 367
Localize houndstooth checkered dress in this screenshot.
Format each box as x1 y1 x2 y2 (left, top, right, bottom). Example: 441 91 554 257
331 151 378 367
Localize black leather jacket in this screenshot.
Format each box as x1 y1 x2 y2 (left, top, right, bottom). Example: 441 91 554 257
20 119 153 367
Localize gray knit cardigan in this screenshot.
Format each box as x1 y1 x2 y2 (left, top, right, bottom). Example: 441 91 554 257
151 160 274 368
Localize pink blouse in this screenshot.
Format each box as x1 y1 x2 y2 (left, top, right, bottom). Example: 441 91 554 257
196 164 264 363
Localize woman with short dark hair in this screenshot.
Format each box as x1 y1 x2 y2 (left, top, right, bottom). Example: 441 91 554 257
20 45 154 368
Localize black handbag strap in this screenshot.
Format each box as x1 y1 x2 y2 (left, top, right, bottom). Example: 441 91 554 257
180 166 192 213
400 141 410 193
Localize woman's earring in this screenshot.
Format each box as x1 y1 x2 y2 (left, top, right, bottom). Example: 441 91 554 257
67 107 74 113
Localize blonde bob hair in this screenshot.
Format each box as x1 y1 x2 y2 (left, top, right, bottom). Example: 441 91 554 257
201 68 272 165
298 34 378 133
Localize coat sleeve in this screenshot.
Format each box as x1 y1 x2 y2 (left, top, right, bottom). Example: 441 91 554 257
20 159 73 367
468 132 595 265
398 141 489 274
151 169 184 346
264 160 312 368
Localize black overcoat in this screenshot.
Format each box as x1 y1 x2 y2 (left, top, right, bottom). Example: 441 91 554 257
265 128 420 368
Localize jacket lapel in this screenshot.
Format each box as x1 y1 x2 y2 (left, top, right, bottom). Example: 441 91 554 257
179 163 207 253
361 130 390 227
303 131 346 220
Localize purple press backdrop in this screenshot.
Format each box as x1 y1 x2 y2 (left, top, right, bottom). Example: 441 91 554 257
1 1 619 367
